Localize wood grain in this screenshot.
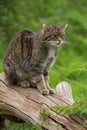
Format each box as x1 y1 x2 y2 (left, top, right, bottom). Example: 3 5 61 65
0 73 86 130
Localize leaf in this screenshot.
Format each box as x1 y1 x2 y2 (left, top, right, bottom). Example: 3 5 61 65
67 68 87 81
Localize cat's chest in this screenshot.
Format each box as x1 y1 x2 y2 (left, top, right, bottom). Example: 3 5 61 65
48 48 56 59
46 48 59 67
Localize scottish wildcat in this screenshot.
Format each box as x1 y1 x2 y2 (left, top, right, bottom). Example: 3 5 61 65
3 23 68 95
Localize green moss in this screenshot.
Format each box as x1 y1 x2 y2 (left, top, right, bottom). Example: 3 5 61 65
40 108 50 125
50 98 87 116
50 98 87 128
3 120 41 130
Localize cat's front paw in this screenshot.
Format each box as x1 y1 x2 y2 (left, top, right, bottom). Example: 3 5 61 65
18 80 30 88
49 88 55 94
40 89 49 96
46 85 55 94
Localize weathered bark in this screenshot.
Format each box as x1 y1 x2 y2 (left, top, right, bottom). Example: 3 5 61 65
0 73 86 130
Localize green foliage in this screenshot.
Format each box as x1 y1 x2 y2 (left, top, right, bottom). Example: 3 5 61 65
67 67 87 81
40 108 50 125
50 98 87 128
0 0 87 129
50 98 87 116
3 120 41 130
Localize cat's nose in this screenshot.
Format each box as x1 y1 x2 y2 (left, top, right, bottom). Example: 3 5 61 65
58 37 62 41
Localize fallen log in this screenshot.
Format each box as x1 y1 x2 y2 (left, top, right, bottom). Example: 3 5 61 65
0 73 86 130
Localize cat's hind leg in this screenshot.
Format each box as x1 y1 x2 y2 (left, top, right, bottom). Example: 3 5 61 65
4 63 30 88
16 70 30 88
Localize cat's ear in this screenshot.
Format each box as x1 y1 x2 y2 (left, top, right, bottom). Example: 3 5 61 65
59 24 68 32
42 23 47 29
42 23 47 35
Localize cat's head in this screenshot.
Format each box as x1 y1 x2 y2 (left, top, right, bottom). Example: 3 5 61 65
41 23 68 47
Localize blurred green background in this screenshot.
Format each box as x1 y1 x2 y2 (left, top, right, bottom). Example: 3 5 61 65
0 0 87 129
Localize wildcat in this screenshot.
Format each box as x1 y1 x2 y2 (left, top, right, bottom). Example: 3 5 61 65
3 23 68 95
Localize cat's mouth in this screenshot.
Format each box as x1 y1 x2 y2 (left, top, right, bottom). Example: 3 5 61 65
40 40 66 47
47 41 65 47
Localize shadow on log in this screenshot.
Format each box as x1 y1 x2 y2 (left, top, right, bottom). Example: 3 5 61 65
0 73 86 130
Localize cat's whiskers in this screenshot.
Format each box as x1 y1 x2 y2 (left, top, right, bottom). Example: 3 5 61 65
60 41 66 45
63 41 71 46
40 40 66 47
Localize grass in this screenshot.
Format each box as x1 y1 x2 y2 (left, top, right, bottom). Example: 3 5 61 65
49 48 87 100
3 120 41 130
0 60 3 72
